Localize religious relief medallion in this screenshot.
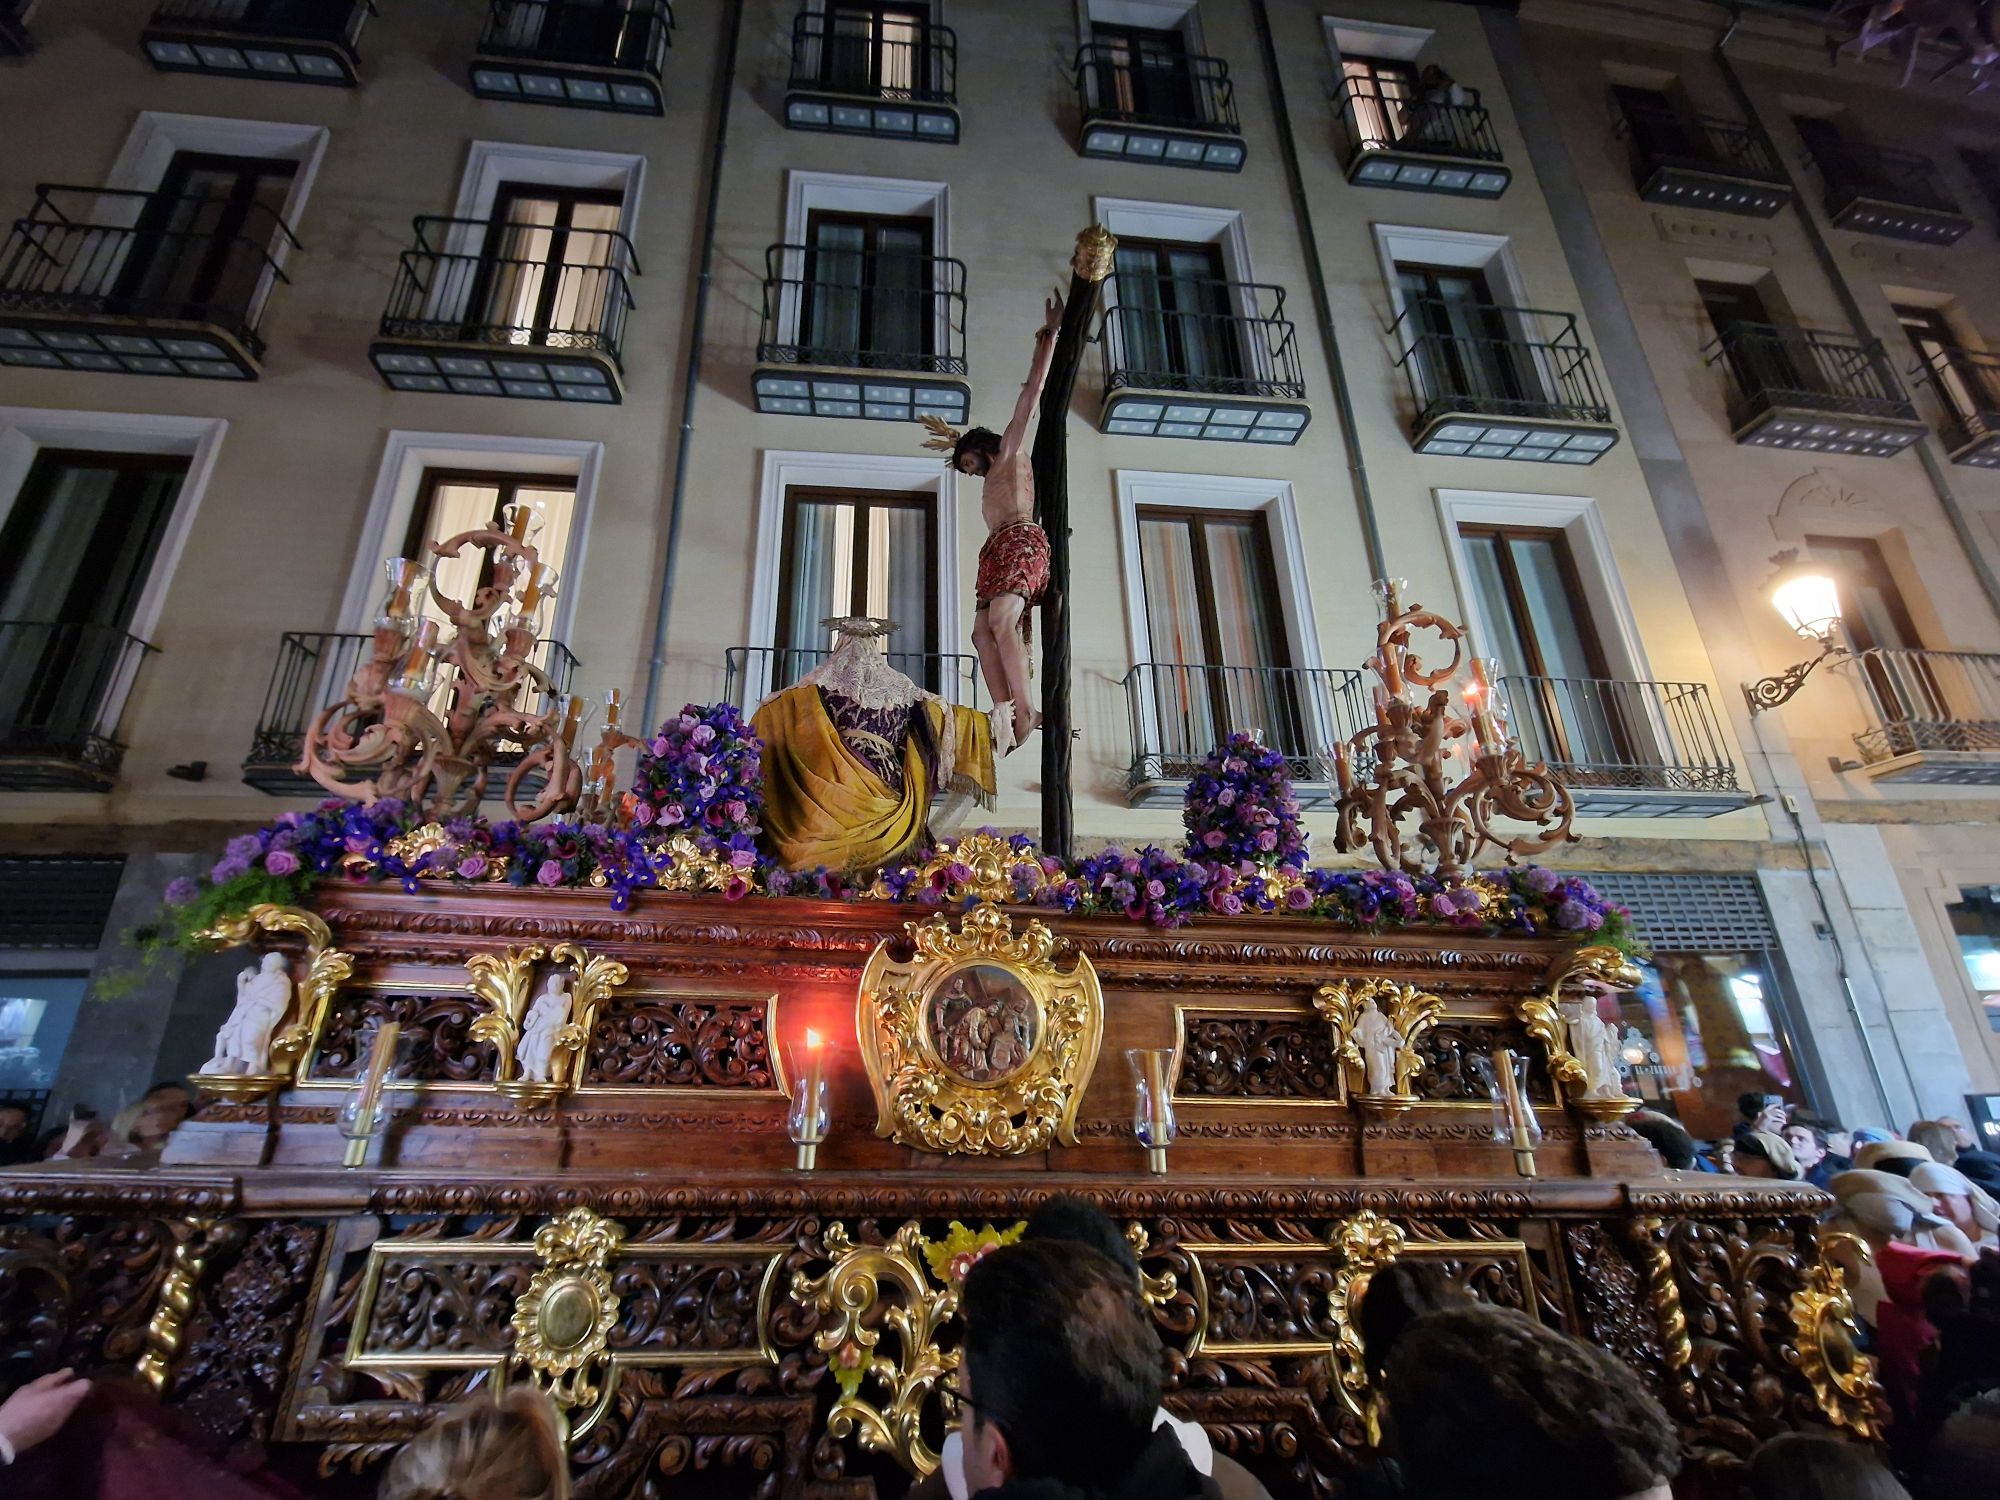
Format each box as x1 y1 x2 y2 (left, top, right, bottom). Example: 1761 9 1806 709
858 902 1103 1155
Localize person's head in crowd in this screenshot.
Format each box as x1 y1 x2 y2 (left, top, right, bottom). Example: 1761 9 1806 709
1923 1391 2000 1500
1738 1092 1788 1134
1827 1169 1946 1246
1851 1126 1895 1148
957 1240 1166 1497
1381 1305 1681 1500
1855 1140 1931 1178
1022 1195 1139 1281
1910 1161 1999 1242
1628 1109 1697 1171
378 1387 568 1500
1909 1120 1960 1167
1938 1116 1978 1153
110 1082 191 1153
1782 1124 1828 1174
1745 1431 1909 1500
1357 1259 1465 1384
1736 1129 1800 1180
0 1104 26 1143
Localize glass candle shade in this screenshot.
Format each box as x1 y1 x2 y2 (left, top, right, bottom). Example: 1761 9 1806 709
516 560 559 615
338 1020 403 1167
786 1029 832 1170
501 497 545 545
1471 1047 1542 1179
379 557 429 631
1128 1047 1177 1174
388 619 441 700
1370 576 1409 620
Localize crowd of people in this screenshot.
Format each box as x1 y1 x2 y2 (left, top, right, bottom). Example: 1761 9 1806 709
0 1081 193 1167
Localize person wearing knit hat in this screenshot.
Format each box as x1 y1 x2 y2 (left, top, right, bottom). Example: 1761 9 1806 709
1909 1160 2000 1248
1855 1139 1934 1177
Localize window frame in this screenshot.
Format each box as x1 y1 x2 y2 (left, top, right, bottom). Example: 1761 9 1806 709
772 483 941 675
798 208 937 364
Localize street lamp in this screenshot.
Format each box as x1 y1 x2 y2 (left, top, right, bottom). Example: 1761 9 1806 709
1744 551 1848 714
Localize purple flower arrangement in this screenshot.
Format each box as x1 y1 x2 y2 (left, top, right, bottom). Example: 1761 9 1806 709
1182 731 1309 873
629 703 764 869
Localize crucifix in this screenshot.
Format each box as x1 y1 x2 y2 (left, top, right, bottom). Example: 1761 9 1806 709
920 226 1116 859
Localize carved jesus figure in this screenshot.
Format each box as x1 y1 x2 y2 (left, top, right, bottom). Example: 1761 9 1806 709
925 293 1064 756
1353 998 1406 1097
202 952 292 1076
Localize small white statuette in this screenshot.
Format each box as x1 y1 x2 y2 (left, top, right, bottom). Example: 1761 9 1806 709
201 952 292 1076
517 974 574 1085
1353 997 1406 1098
1562 999 1627 1100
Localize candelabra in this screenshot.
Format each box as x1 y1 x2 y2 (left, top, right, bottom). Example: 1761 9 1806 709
298 502 583 822
1331 578 1575 880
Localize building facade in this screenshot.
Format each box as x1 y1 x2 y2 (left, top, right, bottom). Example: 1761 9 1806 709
0 0 1993 1144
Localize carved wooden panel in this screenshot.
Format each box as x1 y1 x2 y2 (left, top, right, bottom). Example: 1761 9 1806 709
0 1216 175 1376
583 994 778 1091
1175 1011 1338 1101
1409 1020 1555 1104
313 989 497 1084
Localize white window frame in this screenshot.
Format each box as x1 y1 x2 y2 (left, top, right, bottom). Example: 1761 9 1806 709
747 449 959 708
1373 224 1530 322
1091 198 1263 366
1323 16 1434 63
777 171 952 361
0 407 229 740
1084 0 1204 49
451 141 646 231
340 432 605 643
1115 469 1328 763
1434 487 1671 762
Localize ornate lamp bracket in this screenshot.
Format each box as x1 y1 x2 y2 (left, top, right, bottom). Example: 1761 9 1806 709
1744 635 1846 715
1788 1233 1885 1441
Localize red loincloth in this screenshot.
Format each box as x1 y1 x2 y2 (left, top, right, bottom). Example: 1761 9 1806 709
975 520 1050 650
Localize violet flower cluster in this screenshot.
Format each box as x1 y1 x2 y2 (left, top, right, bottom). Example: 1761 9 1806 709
1181 731 1310 872
628 702 764 872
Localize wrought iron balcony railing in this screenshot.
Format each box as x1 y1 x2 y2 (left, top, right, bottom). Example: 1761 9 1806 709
1121 662 1368 806
1802 137 1971 243
1101 277 1305 401
1703 322 1923 455
1496 675 1745 816
1334 74 1504 166
1910 343 2000 467
0 184 300 374
787 8 955 104
0 622 156 791
1613 105 1791 215
1836 648 2000 780
1074 42 1238 133
723 647 983 714
756 244 967 376
1393 300 1613 427
143 0 373 83
243 630 580 793
471 0 672 111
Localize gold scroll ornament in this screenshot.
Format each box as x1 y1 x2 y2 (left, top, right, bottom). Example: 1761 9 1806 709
1518 943 1643 1121
189 904 355 1102
857 902 1103 1155
510 1207 626 1417
1311 978 1446 1116
1788 1235 1884 1441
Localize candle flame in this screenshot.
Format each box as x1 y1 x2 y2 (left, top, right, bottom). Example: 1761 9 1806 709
806 1028 823 1049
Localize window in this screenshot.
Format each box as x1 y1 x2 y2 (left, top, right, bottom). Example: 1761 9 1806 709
402 469 579 629
800 210 934 366
463 184 624 347
1961 147 2000 220
119 151 296 324
1111 237 1239 387
1895 303 1996 427
1341 55 1416 150
1397 262 1538 406
1135 506 1298 761
1089 23 1198 124
774 487 937 688
0 974 87 1092
1459 523 1623 769
1807 533 1944 728
815 2 931 97
1948 888 2000 1035
0 450 187 748
491 0 655 67
1696 277 1814 396
1612 83 1699 160
1614 952 1802 1139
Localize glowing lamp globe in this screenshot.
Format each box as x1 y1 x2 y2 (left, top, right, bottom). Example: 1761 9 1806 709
1768 563 1842 642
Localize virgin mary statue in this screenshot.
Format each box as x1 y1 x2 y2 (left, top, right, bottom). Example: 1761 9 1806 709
752 617 994 873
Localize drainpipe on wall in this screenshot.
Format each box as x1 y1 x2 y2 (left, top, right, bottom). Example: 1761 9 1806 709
1247 0 1387 580
1714 11 2000 625
641 0 745 730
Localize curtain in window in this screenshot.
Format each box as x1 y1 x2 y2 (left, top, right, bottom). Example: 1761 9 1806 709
1138 514 1212 760
779 494 934 690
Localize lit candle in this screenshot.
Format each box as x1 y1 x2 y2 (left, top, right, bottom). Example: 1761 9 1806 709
803 1027 826 1113
1332 737 1353 795
791 1027 829 1170
1468 657 1491 697
604 687 623 734
561 694 584 750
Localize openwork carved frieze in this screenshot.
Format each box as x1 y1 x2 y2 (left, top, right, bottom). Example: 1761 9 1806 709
583 993 778 1090
314 988 495 1084
0 1215 180 1379
1174 1010 1339 1101
1410 1021 1552 1103
857 903 1104 1155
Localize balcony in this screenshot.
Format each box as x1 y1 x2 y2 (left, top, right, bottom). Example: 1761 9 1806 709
1911 345 2000 469
1498 676 1750 818
783 9 957 143
1333 76 1509 199
369 216 637 402
1073 43 1245 172
1836 649 2000 784
0 623 154 792
142 0 372 85
1392 301 1619 463
722 647 982 716
751 244 969 424
1613 106 1792 218
470 0 672 113
1098 278 1310 444
1704 322 1924 456
1121 663 1367 807
1803 139 1971 245
0 185 299 379
243 630 580 794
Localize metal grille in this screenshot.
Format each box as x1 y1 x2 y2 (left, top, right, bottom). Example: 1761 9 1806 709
1578 871 1778 953
0 857 126 948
